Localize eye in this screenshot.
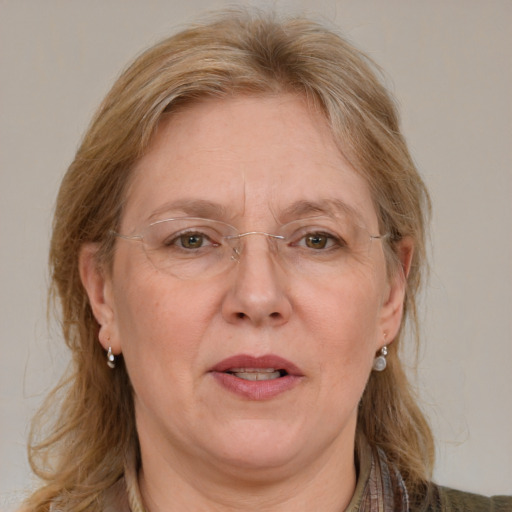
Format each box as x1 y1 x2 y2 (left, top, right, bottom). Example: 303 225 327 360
295 231 343 250
304 233 330 249
165 231 218 250
178 232 206 249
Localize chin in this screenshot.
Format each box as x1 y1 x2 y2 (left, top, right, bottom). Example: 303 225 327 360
201 419 315 475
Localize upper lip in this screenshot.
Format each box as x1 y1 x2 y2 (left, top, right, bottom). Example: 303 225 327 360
210 354 303 376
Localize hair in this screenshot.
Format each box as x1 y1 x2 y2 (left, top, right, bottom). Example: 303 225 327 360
23 9 433 511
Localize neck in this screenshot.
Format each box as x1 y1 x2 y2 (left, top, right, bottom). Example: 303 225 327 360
136 430 357 512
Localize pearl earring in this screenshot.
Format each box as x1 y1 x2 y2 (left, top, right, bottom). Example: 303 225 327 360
372 345 388 372
107 346 116 369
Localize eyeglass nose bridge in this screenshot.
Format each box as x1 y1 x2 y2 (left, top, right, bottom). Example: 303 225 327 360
225 231 286 262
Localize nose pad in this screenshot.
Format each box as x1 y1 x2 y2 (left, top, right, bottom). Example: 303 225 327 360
231 246 241 262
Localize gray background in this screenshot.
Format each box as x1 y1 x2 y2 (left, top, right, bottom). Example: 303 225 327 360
1 0 511 507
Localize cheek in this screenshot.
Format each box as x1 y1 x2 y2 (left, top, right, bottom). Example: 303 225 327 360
284 271 384 437
111 259 220 382
303 265 384 335
299 266 385 376
111 273 222 439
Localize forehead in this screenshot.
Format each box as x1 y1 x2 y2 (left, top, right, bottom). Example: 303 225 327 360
124 94 378 229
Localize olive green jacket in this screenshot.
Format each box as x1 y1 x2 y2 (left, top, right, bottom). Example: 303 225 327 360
422 486 512 512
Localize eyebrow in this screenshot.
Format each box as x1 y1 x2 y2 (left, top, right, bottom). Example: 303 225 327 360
279 199 365 225
147 199 229 222
147 197 365 225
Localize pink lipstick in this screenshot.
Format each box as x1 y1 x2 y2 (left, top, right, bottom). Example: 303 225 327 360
210 354 303 400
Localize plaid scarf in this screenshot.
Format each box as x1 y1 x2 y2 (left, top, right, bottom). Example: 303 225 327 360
346 439 409 511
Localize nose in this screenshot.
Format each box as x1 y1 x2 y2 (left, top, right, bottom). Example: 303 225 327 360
221 236 292 327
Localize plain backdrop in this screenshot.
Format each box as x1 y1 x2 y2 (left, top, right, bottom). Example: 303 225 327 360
1 0 511 508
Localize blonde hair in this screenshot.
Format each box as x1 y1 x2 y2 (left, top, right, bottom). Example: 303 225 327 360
24 9 433 511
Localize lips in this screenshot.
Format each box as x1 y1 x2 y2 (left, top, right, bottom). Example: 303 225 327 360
210 354 304 400
211 354 303 376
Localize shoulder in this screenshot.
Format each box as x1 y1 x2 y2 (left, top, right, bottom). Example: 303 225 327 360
437 486 512 512
415 484 512 512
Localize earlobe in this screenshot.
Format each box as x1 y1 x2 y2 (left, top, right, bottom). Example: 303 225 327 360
79 244 120 353
378 237 414 345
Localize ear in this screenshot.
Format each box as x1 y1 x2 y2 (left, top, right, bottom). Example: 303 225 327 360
79 243 121 354
378 237 414 348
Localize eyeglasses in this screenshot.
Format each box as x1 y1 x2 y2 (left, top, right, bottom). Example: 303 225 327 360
112 216 387 280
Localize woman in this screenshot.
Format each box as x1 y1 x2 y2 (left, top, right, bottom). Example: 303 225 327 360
22 10 510 512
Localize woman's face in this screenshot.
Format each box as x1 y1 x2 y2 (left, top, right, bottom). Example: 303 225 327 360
83 94 407 480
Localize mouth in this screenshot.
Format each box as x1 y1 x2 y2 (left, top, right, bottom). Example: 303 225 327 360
209 354 303 400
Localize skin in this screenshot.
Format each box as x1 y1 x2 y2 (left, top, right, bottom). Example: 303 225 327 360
80 94 410 511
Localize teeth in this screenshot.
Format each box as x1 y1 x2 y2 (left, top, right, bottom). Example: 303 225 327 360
228 368 282 381
229 368 277 373
233 369 281 380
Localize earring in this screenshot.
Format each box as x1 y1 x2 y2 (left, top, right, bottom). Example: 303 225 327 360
107 346 116 369
372 345 388 372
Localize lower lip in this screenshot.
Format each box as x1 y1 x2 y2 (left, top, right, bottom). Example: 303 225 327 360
211 372 302 400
